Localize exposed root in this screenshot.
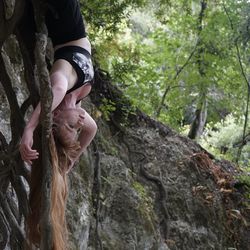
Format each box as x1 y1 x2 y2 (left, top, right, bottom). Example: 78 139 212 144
140 165 170 240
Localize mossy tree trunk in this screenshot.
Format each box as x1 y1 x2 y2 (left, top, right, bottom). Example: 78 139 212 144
0 0 53 248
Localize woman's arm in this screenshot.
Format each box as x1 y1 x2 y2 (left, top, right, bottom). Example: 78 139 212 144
20 72 69 164
19 103 41 165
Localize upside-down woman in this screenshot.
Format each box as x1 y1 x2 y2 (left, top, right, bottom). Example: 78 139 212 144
19 0 97 249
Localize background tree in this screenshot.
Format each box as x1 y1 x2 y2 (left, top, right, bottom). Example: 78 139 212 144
91 0 250 164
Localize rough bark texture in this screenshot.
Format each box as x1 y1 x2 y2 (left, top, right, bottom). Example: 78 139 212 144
0 2 250 250
32 0 53 247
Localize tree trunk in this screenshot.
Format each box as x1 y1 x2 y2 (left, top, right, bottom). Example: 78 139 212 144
188 0 208 140
188 96 207 139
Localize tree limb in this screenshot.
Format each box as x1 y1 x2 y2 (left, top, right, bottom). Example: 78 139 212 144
0 192 28 246
15 1 40 108
156 40 199 118
0 51 25 146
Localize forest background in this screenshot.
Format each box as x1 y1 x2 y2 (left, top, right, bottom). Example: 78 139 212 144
81 0 250 176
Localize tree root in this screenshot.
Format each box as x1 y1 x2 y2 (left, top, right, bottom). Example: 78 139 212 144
140 165 170 240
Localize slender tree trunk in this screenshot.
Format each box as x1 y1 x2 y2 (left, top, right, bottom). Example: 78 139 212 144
188 96 207 139
188 0 208 140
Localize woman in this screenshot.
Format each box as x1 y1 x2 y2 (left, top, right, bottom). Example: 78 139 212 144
19 0 97 248
19 0 97 169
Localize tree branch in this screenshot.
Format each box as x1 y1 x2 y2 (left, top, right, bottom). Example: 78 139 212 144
15 3 40 108
140 165 170 240
156 41 199 118
0 51 25 146
0 192 28 246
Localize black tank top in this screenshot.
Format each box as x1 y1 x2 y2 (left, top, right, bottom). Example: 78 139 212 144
45 0 86 46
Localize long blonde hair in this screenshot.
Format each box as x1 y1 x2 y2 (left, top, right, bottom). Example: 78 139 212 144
26 122 80 249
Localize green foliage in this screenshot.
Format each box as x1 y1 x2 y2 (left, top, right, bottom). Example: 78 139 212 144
132 181 156 232
99 98 116 121
81 0 250 165
80 0 147 35
238 173 250 187
96 0 249 130
200 114 250 164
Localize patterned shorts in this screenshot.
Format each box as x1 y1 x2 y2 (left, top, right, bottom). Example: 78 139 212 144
54 45 94 94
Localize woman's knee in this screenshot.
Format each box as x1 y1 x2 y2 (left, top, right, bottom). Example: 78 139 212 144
88 118 97 136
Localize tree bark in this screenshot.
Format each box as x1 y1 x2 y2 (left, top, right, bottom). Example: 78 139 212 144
188 0 208 140
32 0 53 248
188 96 207 139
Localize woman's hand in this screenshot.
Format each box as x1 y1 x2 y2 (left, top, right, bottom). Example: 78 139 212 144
19 128 39 165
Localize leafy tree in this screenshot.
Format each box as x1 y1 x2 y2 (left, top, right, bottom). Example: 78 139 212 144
86 0 250 164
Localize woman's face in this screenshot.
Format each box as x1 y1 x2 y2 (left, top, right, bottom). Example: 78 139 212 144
53 108 85 147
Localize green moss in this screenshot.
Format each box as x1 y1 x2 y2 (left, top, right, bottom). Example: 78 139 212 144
133 181 147 197
97 133 118 156
132 181 156 234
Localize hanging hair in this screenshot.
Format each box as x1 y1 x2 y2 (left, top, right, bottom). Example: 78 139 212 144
25 120 81 249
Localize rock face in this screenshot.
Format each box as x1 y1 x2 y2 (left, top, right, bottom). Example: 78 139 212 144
66 105 250 250
0 35 249 250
